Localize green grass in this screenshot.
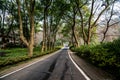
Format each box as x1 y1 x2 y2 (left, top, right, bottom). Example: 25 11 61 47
0 47 59 69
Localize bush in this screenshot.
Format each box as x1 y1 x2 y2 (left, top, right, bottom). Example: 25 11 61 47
71 39 120 79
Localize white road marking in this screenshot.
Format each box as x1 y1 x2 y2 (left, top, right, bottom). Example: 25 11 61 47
0 50 61 79
68 50 91 80
0 58 44 79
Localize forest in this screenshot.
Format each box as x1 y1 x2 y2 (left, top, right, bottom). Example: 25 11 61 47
0 0 120 79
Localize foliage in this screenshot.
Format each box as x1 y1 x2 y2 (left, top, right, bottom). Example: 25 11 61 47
0 47 60 69
71 38 120 79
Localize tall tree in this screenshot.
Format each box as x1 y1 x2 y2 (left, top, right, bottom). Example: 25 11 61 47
41 0 52 52
101 0 115 42
16 0 35 57
74 0 115 44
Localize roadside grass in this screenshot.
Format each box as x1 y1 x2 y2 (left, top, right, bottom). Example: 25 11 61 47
0 47 60 69
70 39 120 79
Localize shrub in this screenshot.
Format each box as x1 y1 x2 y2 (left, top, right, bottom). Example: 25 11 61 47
71 38 120 79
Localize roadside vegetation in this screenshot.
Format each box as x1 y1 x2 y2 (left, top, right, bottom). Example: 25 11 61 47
71 38 120 79
1 0 120 79
0 47 60 69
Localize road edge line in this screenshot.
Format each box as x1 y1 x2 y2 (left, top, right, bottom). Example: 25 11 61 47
0 50 61 79
68 50 91 80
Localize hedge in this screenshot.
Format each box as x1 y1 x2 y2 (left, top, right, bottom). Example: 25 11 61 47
71 39 120 79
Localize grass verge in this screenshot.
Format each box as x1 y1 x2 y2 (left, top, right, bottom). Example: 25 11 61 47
0 47 60 69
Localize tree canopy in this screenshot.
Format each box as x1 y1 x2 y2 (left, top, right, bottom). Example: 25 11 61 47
0 0 120 55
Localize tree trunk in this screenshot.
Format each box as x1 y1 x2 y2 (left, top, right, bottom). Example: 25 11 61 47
42 7 47 52
87 27 91 45
72 25 78 47
29 15 35 57
28 0 35 57
53 35 56 49
86 0 94 45
16 0 29 47
41 0 52 51
101 2 114 43
16 0 35 57
75 1 87 44
2 9 5 32
71 7 79 47
1 8 5 44
28 44 33 57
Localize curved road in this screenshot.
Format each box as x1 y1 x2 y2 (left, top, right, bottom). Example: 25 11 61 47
0 49 87 80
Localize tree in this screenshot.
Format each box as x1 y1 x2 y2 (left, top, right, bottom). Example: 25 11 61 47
40 0 70 51
41 0 52 52
101 0 116 42
16 0 35 57
74 0 116 44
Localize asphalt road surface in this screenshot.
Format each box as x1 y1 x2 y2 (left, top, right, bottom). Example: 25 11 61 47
0 49 88 80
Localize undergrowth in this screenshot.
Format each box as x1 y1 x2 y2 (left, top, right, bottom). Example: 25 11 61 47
71 38 120 79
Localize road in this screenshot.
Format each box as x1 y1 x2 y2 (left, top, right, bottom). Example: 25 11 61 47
0 49 88 80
